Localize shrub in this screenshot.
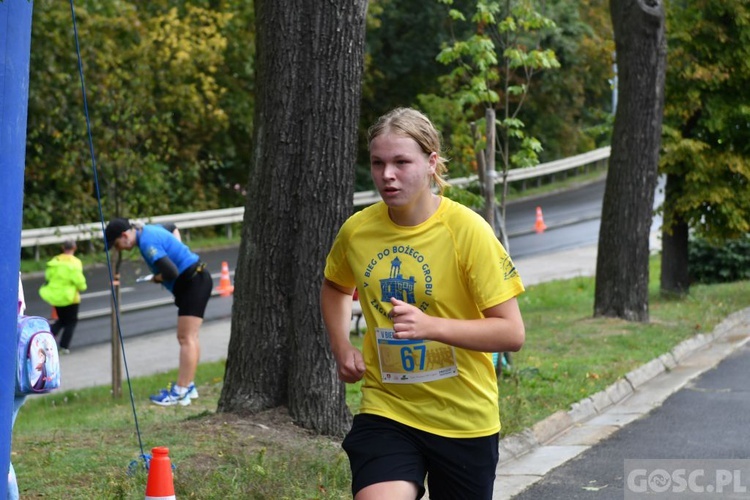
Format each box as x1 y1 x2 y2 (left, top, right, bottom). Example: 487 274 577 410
689 234 750 284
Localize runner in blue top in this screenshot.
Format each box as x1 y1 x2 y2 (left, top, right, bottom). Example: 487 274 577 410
136 224 198 293
105 218 213 406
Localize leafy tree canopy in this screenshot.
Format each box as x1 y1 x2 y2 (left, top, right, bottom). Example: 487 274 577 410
660 0 750 242
23 0 615 234
24 0 245 229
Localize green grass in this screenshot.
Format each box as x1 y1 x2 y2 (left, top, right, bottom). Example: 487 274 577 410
12 255 749 498
498 257 750 435
13 363 351 499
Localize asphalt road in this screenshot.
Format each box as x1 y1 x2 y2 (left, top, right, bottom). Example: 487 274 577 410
512 342 750 499
23 176 643 350
22 249 237 349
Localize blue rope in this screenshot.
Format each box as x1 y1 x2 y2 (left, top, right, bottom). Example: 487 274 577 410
127 453 176 476
68 0 148 471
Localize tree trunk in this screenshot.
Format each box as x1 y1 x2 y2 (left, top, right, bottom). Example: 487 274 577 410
594 0 666 322
218 0 368 437
660 173 690 296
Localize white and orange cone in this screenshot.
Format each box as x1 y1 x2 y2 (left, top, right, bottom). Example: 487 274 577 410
215 261 234 297
534 206 547 234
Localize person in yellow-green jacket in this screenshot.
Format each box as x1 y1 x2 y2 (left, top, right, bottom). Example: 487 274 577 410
39 240 87 353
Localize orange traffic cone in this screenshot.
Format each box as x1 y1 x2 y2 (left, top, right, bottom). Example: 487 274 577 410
145 447 176 500
215 261 234 297
50 307 58 321
534 206 547 234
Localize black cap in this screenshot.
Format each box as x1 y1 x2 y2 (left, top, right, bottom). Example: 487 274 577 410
105 218 131 249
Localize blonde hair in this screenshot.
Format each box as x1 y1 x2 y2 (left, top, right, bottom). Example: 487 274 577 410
367 107 450 194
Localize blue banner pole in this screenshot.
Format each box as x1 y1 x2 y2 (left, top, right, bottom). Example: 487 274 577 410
0 0 34 498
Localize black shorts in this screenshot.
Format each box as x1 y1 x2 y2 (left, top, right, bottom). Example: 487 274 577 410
172 262 213 318
342 414 499 500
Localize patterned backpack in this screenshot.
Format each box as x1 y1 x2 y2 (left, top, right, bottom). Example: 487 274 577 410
16 315 61 395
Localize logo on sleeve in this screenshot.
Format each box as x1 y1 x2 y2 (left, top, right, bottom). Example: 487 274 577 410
502 256 519 280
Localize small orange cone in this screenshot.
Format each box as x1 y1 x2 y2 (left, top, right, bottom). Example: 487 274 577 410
215 261 234 297
145 447 176 500
50 307 58 321
534 206 547 234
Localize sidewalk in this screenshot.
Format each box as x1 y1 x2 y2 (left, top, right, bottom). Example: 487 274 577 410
493 306 750 499
58 319 231 392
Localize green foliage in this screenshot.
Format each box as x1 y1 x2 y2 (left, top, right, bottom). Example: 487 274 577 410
688 234 750 284
443 184 485 210
420 0 560 192
24 0 250 228
21 0 616 229
24 3 94 228
24 0 611 228
358 0 455 189
416 92 479 178
519 0 615 161
207 0 256 207
660 0 750 242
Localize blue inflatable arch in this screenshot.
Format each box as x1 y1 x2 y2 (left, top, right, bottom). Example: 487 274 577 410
0 1 34 497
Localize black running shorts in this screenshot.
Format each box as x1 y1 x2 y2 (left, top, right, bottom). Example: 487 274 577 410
342 413 499 500
172 262 213 318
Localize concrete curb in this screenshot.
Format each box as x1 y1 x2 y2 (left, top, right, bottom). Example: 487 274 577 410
497 306 750 467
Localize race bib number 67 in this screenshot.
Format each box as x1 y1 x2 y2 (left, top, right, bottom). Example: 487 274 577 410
375 328 458 384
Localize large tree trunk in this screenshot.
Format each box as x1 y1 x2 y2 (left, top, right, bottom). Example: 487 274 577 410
218 0 368 437
594 0 666 322
660 173 690 296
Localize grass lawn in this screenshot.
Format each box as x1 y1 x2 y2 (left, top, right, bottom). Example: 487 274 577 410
10 256 749 498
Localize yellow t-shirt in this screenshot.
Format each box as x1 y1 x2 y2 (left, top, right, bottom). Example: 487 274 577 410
324 197 525 438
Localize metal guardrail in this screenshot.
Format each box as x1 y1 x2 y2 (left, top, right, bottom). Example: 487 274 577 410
20 209 245 248
21 146 610 248
349 146 610 207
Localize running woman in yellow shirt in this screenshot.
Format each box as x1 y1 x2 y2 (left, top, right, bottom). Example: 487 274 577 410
321 107 526 500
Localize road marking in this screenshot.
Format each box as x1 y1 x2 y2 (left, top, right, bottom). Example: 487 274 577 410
81 288 135 299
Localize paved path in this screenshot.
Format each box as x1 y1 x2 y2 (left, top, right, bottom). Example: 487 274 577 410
493 307 750 499
511 340 750 499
